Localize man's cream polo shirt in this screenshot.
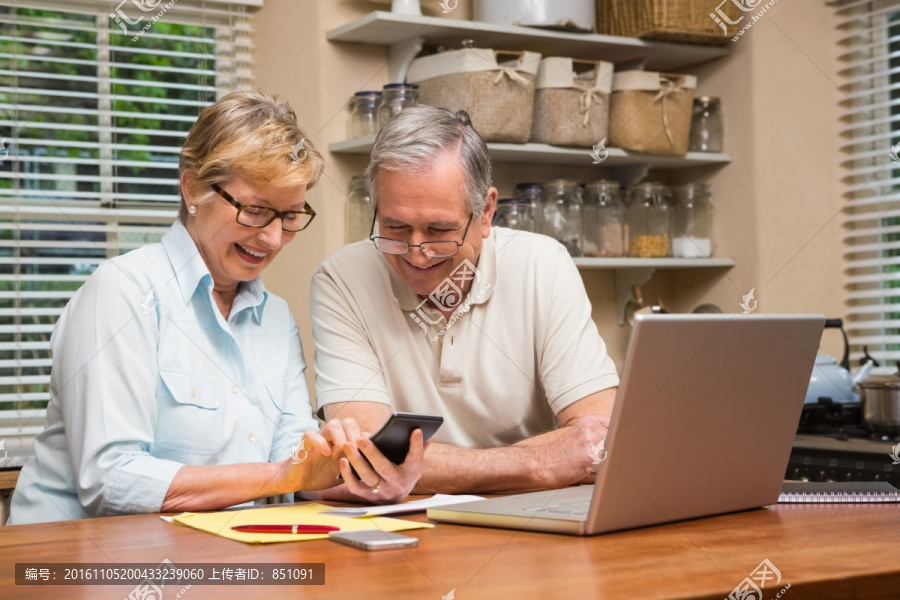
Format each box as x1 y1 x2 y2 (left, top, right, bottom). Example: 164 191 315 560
310 227 619 449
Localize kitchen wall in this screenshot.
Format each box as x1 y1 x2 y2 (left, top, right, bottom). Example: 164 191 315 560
253 0 847 400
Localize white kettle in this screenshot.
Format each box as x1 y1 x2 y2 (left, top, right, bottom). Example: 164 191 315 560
804 319 874 404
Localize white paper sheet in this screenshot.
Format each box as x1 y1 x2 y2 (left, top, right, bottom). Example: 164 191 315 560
321 494 485 518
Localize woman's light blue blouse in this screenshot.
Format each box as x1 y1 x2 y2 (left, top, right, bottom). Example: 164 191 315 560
9 221 317 524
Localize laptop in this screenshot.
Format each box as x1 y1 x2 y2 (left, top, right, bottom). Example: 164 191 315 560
427 313 825 535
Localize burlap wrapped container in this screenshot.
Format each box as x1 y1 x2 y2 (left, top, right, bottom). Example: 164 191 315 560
407 49 541 143
530 58 613 147
596 0 744 45
609 71 696 155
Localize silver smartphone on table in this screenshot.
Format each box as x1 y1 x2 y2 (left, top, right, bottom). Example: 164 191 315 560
328 530 419 551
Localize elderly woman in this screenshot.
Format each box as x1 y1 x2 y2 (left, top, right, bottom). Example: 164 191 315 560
8 91 425 525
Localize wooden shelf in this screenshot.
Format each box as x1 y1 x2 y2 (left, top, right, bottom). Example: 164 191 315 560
329 136 731 169
326 11 729 72
574 257 735 269
571 258 734 325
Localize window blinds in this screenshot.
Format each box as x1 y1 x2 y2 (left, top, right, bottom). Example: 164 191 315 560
836 0 900 363
0 0 254 462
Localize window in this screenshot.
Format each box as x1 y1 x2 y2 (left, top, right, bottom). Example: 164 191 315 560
0 0 253 462
838 0 900 364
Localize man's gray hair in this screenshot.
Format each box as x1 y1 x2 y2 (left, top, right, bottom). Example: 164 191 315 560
366 105 493 215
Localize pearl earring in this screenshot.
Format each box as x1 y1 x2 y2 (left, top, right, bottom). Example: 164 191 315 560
188 205 197 215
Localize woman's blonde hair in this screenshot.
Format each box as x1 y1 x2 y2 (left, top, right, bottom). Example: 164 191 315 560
178 90 324 223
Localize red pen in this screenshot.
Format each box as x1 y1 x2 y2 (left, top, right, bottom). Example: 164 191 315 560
231 524 340 534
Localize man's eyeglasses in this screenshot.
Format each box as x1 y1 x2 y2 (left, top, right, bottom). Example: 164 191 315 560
211 183 316 232
369 211 474 258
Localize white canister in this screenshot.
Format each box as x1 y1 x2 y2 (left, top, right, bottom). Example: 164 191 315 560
474 0 595 32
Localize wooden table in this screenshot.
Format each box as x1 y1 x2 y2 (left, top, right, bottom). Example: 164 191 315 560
1 498 899 600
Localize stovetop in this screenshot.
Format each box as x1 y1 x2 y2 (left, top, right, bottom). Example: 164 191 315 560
789 399 899 484
796 400 900 444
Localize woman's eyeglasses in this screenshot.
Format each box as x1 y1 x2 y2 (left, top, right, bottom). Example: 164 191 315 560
211 183 315 232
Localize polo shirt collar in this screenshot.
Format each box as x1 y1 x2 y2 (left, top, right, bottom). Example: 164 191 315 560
161 220 268 322
386 228 498 312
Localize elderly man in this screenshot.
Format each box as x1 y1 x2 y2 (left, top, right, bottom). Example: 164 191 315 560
309 105 618 495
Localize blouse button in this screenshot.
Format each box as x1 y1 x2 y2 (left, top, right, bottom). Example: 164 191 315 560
247 433 256 442
232 385 239 394
190 388 197 398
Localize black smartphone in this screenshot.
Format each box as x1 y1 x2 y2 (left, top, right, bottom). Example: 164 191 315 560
344 412 443 479
368 412 443 464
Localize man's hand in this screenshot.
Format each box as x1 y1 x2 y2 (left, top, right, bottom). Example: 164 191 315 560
519 413 611 490
335 429 428 504
281 418 427 504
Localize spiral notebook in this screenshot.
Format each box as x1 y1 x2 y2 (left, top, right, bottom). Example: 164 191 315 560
779 482 900 503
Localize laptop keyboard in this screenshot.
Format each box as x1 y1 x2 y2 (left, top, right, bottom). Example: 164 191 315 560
522 501 590 516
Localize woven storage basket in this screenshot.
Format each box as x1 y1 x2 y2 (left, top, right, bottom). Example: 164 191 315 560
407 49 541 143
609 71 696 155
597 0 744 45
530 58 613 147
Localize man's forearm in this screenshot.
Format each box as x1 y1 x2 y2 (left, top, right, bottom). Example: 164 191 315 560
413 409 611 494
412 441 540 494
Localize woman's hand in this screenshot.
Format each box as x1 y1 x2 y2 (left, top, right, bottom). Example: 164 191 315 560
278 418 361 492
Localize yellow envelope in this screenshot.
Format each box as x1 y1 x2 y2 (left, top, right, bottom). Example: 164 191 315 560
171 503 433 544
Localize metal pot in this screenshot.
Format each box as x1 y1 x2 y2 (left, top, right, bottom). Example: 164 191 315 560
859 374 900 433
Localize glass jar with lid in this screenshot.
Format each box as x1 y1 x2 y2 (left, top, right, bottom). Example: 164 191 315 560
627 182 669 258
346 175 373 245
492 198 535 233
513 182 543 222
689 96 723 153
539 179 583 257
377 83 419 130
347 91 382 139
671 183 712 258
582 180 625 257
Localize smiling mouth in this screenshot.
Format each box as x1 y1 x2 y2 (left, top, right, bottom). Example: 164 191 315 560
235 243 268 260
406 259 446 271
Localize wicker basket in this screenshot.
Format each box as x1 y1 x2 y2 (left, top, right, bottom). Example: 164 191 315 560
609 71 695 156
407 49 541 143
530 58 613 147
597 0 744 45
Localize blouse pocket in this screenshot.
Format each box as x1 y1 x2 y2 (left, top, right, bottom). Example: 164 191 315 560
155 370 224 455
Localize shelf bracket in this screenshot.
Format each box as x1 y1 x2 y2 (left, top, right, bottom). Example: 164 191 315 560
615 267 655 326
388 36 425 84
611 163 649 189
